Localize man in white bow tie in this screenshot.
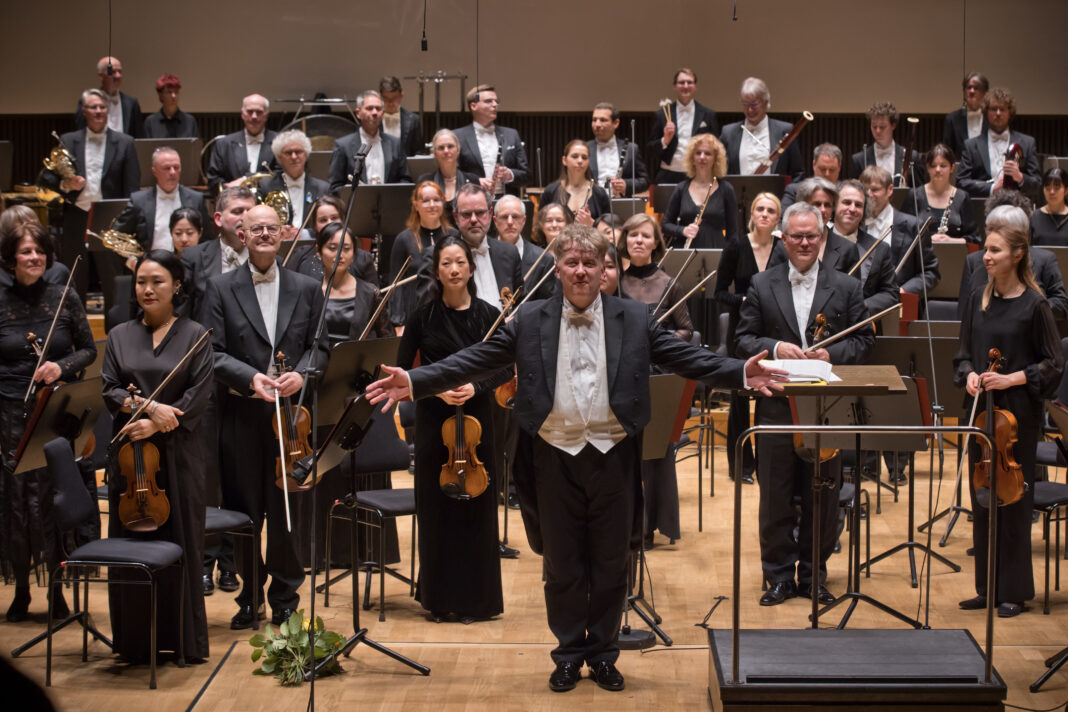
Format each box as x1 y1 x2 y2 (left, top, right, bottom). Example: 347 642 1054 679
735 202 873 608
957 86 1042 198
454 84 529 196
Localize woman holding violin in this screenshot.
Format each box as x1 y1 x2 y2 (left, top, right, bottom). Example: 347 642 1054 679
0 218 95 622
539 140 611 227
954 205 1063 618
396 235 506 622
102 249 214 660
283 195 378 287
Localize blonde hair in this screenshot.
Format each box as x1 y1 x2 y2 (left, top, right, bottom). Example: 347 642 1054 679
747 192 782 232
981 205 1043 311
684 134 727 179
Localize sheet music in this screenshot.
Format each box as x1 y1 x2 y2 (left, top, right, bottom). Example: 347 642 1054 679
762 359 840 383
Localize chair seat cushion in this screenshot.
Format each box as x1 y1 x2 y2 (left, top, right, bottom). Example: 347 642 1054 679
66 538 183 569
1036 441 1067 468
356 488 416 517
205 507 253 534
1034 481 1068 510
839 482 856 505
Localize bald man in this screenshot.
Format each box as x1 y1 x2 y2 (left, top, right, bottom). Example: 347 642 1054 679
74 56 143 137
207 94 279 196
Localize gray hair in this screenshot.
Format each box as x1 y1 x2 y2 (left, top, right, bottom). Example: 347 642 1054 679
740 77 770 108
357 90 382 108
150 146 180 167
432 128 459 149
813 143 842 164
782 202 823 233
985 205 1030 235
271 129 312 159
494 194 524 216
81 88 107 106
796 177 838 205
242 93 269 112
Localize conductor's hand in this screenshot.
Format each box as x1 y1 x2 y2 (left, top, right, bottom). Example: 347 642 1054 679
437 383 475 405
662 121 676 145
120 418 158 442
966 371 981 397
33 361 62 385
806 348 830 363
775 342 807 360
744 350 788 396
366 364 412 412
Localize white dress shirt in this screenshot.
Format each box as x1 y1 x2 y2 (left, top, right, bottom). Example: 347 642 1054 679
106 92 123 133
469 237 500 307
988 129 1010 182
359 128 385 184
250 262 280 349
244 130 264 174
220 242 248 273
595 137 620 185
739 116 770 176
513 237 525 260
382 112 401 139
474 122 499 180
284 173 305 226
966 109 984 139
782 262 819 352
538 295 626 455
664 101 694 173
152 186 181 251
866 204 894 245
76 128 107 211
874 141 896 177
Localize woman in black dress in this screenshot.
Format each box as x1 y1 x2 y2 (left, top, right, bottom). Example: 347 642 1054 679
0 219 96 621
954 205 1063 618
169 207 203 258
397 235 506 621
902 144 978 244
531 202 572 248
662 133 738 249
102 249 214 660
1031 168 1068 246
389 181 459 332
716 193 786 484
284 195 378 286
416 129 480 220
539 140 611 226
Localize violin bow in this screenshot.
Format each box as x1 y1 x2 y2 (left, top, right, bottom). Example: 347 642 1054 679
513 268 555 311
893 217 935 277
280 203 319 267
273 377 293 531
846 224 893 277
652 250 697 315
656 270 717 325
803 303 901 352
25 255 80 404
358 255 412 340
483 285 524 342
522 235 558 285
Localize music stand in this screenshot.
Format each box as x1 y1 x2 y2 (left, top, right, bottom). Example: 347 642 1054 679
658 249 722 293
610 198 646 221
906 320 960 338
722 175 785 228
306 151 332 182
890 187 910 210
0 140 12 191
929 243 970 300
14 378 103 475
87 198 132 314
133 138 203 187
317 338 401 427
406 156 435 178
651 183 679 213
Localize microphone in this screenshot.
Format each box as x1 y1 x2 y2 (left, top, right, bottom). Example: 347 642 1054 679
106 62 115 77
421 32 428 51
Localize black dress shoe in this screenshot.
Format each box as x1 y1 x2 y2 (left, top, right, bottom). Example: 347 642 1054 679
998 601 1027 618
230 603 266 630
759 580 797 606
217 570 240 592
5 587 30 622
203 573 215 596
498 543 519 559
507 492 521 510
958 595 986 610
588 660 625 691
272 607 297 626
548 660 582 692
798 583 835 604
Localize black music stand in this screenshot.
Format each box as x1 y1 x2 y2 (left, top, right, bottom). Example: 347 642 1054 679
337 184 413 280
928 243 970 301
14 378 103 476
722 175 785 227
406 156 435 178
610 198 646 221
133 138 203 187
87 198 132 314
658 249 722 293
317 338 401 427
651 183 679 213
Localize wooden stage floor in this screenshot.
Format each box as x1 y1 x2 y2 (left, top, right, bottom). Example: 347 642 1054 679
3 440 1068 710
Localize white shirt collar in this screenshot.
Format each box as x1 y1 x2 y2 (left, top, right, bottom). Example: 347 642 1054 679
474 121 495 135
87 128 106 141
359 127 380 143
245 129 264 145
745 115 768 133
990 128 1010 142
156 185 179 200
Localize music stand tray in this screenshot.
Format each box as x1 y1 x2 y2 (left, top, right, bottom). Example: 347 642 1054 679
406 156 436 178
929 243 970 300
658 249 722 293
610 198 646 221
317 338 401 427
133 138 203 187
15 378 104 475
643 375 696 460
652 183 679 213
336 184 415 238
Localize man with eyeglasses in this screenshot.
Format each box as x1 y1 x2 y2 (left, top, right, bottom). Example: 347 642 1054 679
648 68 719 185
736 202 874 607
494 195 555 300
202 203 329 631
720 77 804 184
454 84 529 197
207 94 279 196
74 56 143 138
329 90 411 193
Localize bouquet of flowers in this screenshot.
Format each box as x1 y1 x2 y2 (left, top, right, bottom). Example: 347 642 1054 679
249 610 346 686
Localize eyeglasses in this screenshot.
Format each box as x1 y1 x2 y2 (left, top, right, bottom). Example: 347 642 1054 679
497 213 524 222
248 224 282 237
457 209 489 220
741 101 764 110
785 233 821 243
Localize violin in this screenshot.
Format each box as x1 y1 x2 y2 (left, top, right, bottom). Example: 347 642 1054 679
493 286 523 409
793 314 839 464
15 333 58 462
116 385 170 532
439 404 489 500
272 351 315 491
972 348 1027 506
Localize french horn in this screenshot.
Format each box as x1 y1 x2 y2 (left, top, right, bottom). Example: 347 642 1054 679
88 219 143 259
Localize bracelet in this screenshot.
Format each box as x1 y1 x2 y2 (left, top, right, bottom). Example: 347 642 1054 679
149 401 159 415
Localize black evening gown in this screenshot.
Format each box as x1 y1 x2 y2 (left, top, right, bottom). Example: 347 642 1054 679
0 279 96 582
102 317 215 661
661 178 738 249
901 187 979 243
388 226 457 327
539 181 612 222
1031 210 1068 247
398 298 506 618
954 289 1063 604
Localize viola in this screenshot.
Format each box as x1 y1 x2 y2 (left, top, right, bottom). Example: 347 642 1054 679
116 384 170 532
972 348 1027 506
439 405 489 500
272 351 315 491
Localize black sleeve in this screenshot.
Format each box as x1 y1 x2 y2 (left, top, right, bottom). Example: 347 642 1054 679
55 291 97 380
661 184 686 244
715 236 742 309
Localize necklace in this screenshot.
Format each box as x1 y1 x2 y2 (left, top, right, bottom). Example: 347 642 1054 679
143 316 174 330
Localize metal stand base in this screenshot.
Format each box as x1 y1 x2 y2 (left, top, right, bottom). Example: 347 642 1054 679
310 628 430 679
1029 645 1068 692
11 610 112 658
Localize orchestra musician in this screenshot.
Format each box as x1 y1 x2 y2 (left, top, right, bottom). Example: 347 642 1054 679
588 102 649 197
494 195 555 302
531 202 573 248
794 178 859 272
281 195 378 287
74 56 143 138
367 223 784 692
201 204 329 630
142 74 199 139
0 219 96 622
735 202 874 606
328 90 411 192
0 207 71 289
168 207 203 258
601 241 620 295
943 72 989 159
379 76 424 158
782 144 843 211
594 213 623 245
647 68 719 184
901 144 979 244
206 94 278 196
849 102 927 187
1031 168 1068 246
538 140 612 226
720 77 805 183
254 129 329 236
179 186 255 321
661 133 738 249
955 205 1063 618
831 180 899 315
454 85 530 196
957 87 1042 198
417 129 481 220
101 249 214 662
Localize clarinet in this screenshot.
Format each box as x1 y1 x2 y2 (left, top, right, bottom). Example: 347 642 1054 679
936 189 954 235
605 138 630 194
492 143 505 196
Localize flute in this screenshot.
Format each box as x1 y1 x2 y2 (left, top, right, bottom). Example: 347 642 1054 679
684 179 716 249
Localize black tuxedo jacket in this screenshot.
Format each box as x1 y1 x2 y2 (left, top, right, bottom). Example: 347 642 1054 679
206 129 279 195
113 185 212 250
720 118 804 183
395 108 423 157
822 231 860 274
327 131 410 193
942 108 988 159
846 229 899 314
255 173 330 225
957 247 1068 321
647 100 719 170
957 129 1042 198
850 144 928 187
586 138 649 196
517 239 556 301
42 128 140 202
735 261 873 366
885 210 940 294
179 238 224 321
75 92 143 138
202 262 329 394
415 236 523 308
409 294 745 438
143 108 199 139
454 124 529 195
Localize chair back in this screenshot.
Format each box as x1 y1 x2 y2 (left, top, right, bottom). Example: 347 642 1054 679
45 437 97 532
351 404 410 473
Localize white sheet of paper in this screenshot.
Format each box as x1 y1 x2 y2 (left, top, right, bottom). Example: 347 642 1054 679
762 359 840 383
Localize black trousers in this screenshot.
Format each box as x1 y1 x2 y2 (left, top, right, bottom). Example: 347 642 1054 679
219 395 303 611
531 436 638 665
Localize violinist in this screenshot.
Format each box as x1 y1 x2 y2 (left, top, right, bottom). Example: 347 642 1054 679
396 235 506 622
101 249 214 662
201 204 328 630
531 202 572 248
495 195 556 302
282 195 378 287
954 205 1063 618
0 219 95 622
539 140 612 226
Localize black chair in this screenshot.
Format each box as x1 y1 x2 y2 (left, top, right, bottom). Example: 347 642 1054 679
1036 339 1068 477
203 506 259 628
42 438 185 689
1037 401 1068 615
839 481 871 585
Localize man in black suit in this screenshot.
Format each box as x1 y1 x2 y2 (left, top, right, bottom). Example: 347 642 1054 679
74 56 142 138
850 102 927 187
782 144 843 211
943 72 989 159
720 77 804 184
957 87 1042 199
736 202 874 606
256 129 329 236
454 84 529 196
831 180 898 314
647 68 719 185
367 223 783 692
202 203 329 629
143 73 199 139
588 102 648 197
207 94 278 196
181 185 256 321
328 90 410 193
494 194 555 300
379 76 423 157
860 166 939 297
795 177 858 273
